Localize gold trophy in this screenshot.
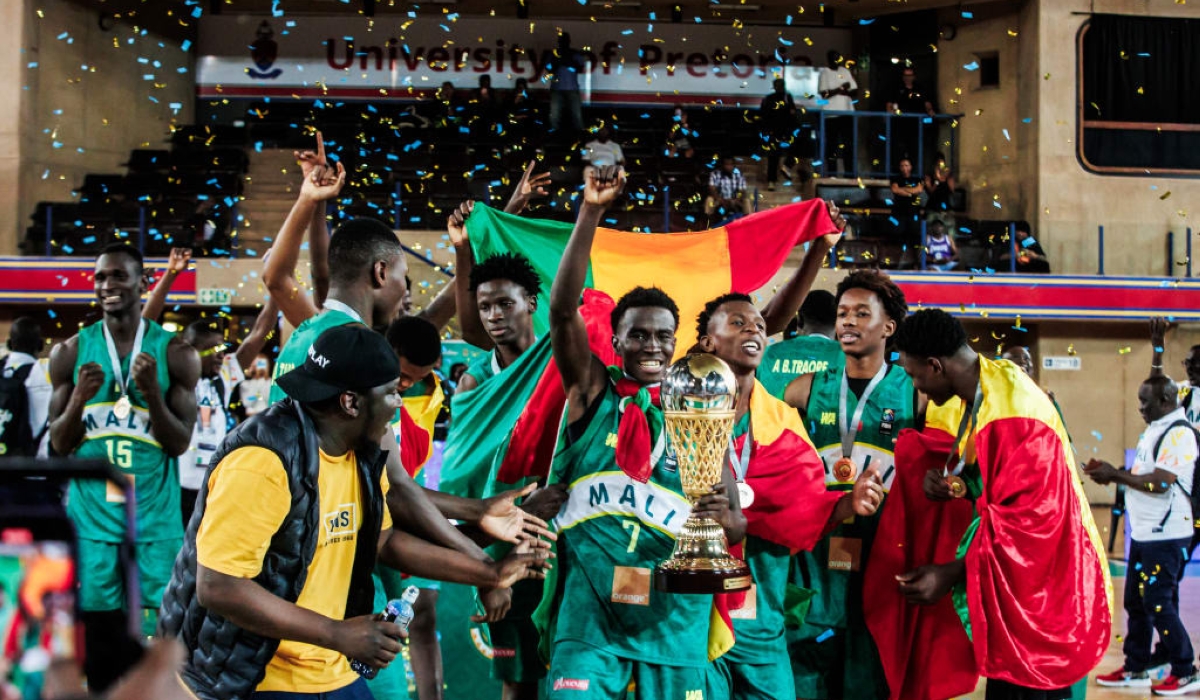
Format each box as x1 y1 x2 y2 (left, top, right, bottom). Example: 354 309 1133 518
653 354 753 594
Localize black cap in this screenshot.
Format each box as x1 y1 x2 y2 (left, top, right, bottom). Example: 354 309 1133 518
276 325 399 403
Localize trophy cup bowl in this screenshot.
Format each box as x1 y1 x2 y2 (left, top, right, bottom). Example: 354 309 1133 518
653 354 752 594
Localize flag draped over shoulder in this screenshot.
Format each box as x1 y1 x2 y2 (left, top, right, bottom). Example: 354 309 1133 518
466 200 839 352
739 381 843 552
438 336 555 499
967 358 1112 689
863 396 979 700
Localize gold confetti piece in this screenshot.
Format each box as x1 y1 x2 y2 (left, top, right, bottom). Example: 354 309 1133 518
1119 346 1132 355
1007 28 1018 37
1161 191 1172 200
1067 344 1076 356
1044 73 1051 80
974 109 984 116
1137 86 1144 94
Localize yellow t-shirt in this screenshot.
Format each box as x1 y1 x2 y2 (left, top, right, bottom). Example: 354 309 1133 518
196 445 393 694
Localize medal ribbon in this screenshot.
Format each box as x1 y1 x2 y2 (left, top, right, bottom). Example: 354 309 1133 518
728 422 753 482
838 362 889 460
944 379 984 477
102 319 146 398
321 299 365 324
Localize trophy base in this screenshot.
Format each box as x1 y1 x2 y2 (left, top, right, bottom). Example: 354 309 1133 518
653 559 753 594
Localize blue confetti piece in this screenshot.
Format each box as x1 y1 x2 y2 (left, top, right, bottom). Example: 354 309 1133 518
963 61 979 71
1091 430 1103 441
1003 129 1011 141
816 629 835 643
890 352 900 361
62 245 74 254
47 310 57 319
858 18 875 25
962 10 974 18
181 40 191 51
191 6 202 18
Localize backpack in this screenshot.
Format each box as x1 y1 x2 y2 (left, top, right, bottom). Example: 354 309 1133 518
0 361 41 457
1151 419 1200 555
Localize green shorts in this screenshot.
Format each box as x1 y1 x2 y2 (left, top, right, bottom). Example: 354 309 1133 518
789 625 888 700
77 538 181 637
487 616 545 684
546 640 711 700
709 655 796 700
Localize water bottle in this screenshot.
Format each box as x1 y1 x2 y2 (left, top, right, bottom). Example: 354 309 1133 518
350 586 421 680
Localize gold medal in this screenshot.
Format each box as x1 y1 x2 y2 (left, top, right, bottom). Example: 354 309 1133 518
945 475 967 499
736 481 755 509
113 395 132 420
833 457 858 483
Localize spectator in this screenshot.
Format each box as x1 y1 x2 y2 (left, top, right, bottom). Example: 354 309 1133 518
508 77 540 148
818 50 858 173
547 33 585 135
582 126 624 181
999 221 1051 273
466 75 501 138
923 152 957 214
886 65 936 117
665 105 698 160
177 299 277 528
1086 376 1199 695
889 156 924 246
431 81 462 130
447 362 468 392
759 78 797 191
1 317 50 458
704 157 752 218
886 65 937 171
924 218 958 271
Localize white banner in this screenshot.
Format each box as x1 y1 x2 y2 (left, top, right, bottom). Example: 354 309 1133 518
196 15 849 105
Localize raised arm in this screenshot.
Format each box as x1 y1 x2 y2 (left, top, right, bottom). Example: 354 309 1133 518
446 201 492 350
761 201 846 336
233 297 280 373
263 134 345 328
132 337 199 457
1150 317 1167 378
142 248 191 321
549 166 624 421
308 202 331 308
415 281 457 332
503 160 551 216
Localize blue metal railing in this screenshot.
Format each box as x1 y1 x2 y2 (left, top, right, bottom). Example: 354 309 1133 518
815 110 963 180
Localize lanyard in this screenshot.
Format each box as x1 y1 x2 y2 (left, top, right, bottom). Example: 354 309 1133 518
322 299 364 324
728 421 753 482
102 319 146 397
839 363 888 459
944 380 984 477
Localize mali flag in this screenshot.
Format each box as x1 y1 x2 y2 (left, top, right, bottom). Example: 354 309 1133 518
965 358 1112 689
465 200 839 352
740 381 844 552
443 202 837 495
863 397 980 700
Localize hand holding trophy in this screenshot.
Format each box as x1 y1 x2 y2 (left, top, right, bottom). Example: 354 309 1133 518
653 354 752 594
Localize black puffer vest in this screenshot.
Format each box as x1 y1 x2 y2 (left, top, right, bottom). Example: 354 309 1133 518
158 399 386 700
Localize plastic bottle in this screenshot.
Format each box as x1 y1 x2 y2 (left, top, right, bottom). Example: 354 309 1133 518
350 586 421 680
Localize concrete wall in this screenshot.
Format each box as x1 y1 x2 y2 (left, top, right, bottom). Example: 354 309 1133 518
1035 0 1198 276
8 0 194 255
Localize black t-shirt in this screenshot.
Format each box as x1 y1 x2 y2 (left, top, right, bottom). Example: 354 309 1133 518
890 176 922 214
893 85 933 114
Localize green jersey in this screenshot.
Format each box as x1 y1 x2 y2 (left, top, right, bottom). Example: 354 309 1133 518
795 363 916 632
464 349 500 386
68 319 180 543
550 383 711 667
268 308 360 405
757 335 844 401
726 414 793 664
